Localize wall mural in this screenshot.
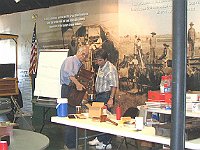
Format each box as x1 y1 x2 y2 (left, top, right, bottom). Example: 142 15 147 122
0 0 200 112
36 0 200 94
117 0 200 93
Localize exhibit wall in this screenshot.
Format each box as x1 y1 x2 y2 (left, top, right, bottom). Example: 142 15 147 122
0 0 199 112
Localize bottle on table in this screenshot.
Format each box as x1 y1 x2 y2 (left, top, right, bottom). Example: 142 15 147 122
160 76 171 93
116 105 121 120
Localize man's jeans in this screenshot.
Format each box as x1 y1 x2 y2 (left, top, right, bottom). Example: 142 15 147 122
95 91 112 145
61 84 76 148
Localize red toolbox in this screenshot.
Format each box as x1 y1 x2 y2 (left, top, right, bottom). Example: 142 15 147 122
148 91 172 104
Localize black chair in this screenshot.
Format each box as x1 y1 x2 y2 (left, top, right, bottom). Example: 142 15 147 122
123 107 139 118
117 107 139 150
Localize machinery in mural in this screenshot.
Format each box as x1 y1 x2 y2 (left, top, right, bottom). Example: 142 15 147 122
117 33 200 93
42 23 200 94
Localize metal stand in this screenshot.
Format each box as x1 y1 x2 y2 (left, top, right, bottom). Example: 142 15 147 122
39 107 51 133
117 137 138 150
11 96 34 131
76 127 106 150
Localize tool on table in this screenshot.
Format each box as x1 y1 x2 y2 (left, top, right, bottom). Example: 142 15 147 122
100 115 118 126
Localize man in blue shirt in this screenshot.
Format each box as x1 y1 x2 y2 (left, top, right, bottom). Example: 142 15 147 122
60 45 89 149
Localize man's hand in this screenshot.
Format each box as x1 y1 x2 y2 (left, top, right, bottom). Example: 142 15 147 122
107 98 114 108
70 76 85 91
76 83 85 91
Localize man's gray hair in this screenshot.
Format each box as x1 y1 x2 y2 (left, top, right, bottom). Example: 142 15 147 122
77 45 89 54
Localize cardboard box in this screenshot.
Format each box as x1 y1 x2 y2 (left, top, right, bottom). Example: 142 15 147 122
186 91 200 102
192 102 200 113
85 102 104 118
148 91 164 102
186 102 200 112
148 91 172 104
164 92 172 104
186 102 193 111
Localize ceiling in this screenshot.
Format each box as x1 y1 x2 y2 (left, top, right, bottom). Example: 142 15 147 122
0 0 86 16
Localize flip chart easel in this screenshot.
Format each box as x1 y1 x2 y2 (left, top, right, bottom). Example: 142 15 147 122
34 49 69 99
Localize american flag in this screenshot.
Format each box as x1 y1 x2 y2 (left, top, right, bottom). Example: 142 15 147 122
29 23 38 75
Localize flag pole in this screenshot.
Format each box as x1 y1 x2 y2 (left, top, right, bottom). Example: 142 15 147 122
30 13 38 97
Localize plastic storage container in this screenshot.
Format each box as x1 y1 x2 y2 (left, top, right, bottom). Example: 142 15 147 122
56 98 68 117
0 141 8 150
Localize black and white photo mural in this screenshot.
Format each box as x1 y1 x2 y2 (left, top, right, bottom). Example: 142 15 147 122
0 0 200 112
